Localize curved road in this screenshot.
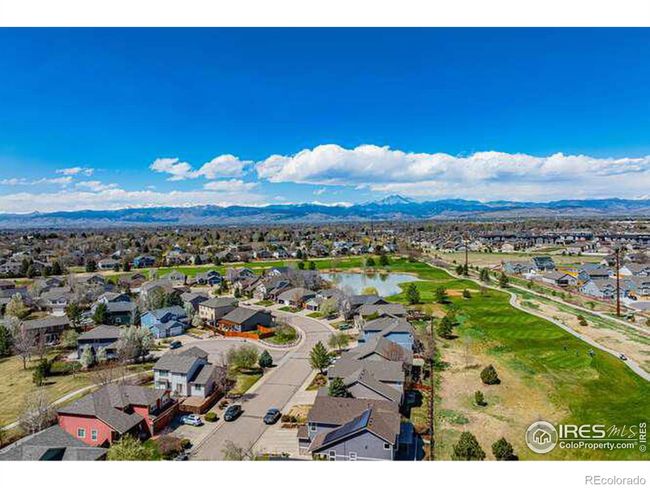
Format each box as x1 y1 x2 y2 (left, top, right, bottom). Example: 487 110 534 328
429 260 650 382
191 311 332 460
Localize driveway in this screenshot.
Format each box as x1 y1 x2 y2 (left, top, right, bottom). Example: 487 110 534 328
190 312 332 460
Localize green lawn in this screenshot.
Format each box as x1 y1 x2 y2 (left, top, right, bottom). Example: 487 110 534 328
388 258 650 460
230 371 262 395
0 355 155 428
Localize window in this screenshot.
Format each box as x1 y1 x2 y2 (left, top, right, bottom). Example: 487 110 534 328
309 423 317 432
77 428 86 438
91 430 98 441
384 443 391 450
328 450 336 461
349 452 357 461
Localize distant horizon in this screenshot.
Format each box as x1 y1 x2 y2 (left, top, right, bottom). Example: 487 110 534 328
1 29 649 212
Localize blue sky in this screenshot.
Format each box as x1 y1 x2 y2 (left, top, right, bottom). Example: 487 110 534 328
0 28 649 213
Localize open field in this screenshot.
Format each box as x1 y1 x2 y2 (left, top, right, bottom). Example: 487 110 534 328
438 251 603 268
0 355 153 428
386 258 650 460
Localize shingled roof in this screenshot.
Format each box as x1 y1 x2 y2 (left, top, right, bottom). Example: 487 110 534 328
0 425 107 461
57 384 166 434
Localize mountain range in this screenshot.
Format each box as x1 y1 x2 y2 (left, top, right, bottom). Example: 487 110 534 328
0 196 648 228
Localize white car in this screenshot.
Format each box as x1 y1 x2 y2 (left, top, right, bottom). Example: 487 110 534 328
180 414 203 426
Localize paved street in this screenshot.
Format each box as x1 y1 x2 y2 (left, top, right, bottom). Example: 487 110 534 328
190 312 332 460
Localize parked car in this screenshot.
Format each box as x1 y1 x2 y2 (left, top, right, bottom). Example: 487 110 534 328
619 354 628 361
169 340 182 350
263 408 281 425
223 404 242 422
174 453 189 461
180 414 204 426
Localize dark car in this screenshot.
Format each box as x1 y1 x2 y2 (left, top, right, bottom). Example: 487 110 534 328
263 408 281 425
223 404 242 421
169 340 182 350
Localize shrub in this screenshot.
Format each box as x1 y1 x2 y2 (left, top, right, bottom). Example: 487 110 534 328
155 435 183 459
480 365 500 385
204 412 218 422
462 289 471 299
180 438 192 450
218 400 229 409
492 437 517 460
258 350 273 368
452 432 486 460
474 390 486 406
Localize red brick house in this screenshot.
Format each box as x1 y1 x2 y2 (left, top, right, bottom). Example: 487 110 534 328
57 384 177 447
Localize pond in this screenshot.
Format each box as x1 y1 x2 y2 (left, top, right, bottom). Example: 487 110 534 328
320 271 420 297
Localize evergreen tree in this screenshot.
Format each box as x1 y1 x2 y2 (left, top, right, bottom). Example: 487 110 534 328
437 315 454 339
498 272 509 288
308 261 317 270
480 364 500 385
474 390 486 406
462 289 471 299
492 437 517 460
406 283 421 305
92 303 108 325
85 259 97 273
258 350 273 368
379 254 390 266
434 286 449 304
366 257 376 267
328 377 349 397
452 432 486 460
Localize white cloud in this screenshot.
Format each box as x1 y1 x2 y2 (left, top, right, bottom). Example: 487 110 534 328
56 166 94 176
75 180 119 192
149 158 195 181
0 176 73 186
0 188 267 214
196 155 251 179
203 179 257 192
313 187 326 195
255 144 650 201
150 155 252 181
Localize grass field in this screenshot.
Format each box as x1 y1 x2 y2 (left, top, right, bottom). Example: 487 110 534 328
386 258 650 460
0 355 154 428
439 251 603 268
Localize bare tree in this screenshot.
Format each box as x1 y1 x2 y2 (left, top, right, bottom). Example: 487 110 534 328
11 321 35 369
19 389 56 435
90 362 120 387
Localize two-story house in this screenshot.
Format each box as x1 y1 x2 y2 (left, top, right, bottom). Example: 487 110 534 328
198 297 238 326
153 346 218 399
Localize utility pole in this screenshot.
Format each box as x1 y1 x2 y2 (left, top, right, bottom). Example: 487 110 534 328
615 246 621 317
464 238 469 275
428 318 435 460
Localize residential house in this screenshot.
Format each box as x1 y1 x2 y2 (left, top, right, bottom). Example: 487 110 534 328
298 396 401 460
153 346 218 399
341 337 413 366
192 270 222 286
76 325 121 360
623 276 650 299
57 384 177 446
140 306 188 338
578 264 612 283
38 287 73 315
620 263 650 277
502 261 534 274
531 256 556 272
218 307 274 333
181 292 210 312
356 303 407 319
92 300 137 326
132 255 156 268
580 279 619 300
226 267 255 283
0 425 107 461
358 316 414 351
539 271 578 287
277 287 316 308
22 315 69 345
198 297 238 326
328 358 406 394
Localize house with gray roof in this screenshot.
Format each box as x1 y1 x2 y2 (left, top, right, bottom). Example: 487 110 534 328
298 396 400 460
198 297 238 325
76 325 121 360
153 346 219 398
140 305 188 338
57 384 177 446
0 425 107 461
218 306 274 332
21 315 69 345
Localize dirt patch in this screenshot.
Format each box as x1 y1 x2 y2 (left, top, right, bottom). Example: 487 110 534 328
529 299 650 368
436 339 567 460
287 404 312 423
